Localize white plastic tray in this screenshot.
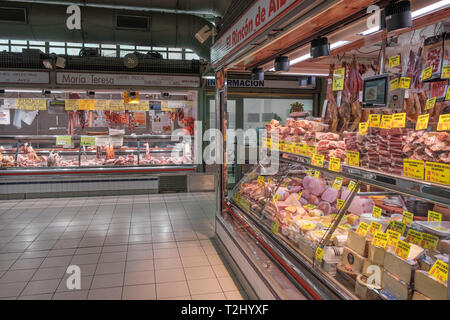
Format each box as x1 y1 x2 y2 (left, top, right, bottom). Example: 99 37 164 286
415 221 450 237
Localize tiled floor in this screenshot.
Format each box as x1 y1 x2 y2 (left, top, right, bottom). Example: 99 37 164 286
0 192 246 300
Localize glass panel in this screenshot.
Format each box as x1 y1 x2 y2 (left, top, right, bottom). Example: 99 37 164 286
157 51 167 59
102 49 117 57
136 46 151 50
11 40 27 45
120 45 135 50
84 43 99 48
151 47 166 51
28 41 45 45
168 52 182 60
185 49 193 53
67 42 82 47
0 39 8 44
67 47 81 56
0 45 9 52
168 47 182 52
49 41 65 46
101 44 116 49
49 47 66 54
28 46 46 52
185 53 199 60
120 50 134 57
10 46 27 52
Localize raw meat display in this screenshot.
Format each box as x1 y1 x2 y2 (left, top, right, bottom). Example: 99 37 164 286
403 131 450 163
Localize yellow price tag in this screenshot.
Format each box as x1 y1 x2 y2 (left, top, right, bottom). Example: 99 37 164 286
304 204 317 210
273 194 279 204
314 247 325 263
336 199 345 210
441 65 450 79
392 113 406 128
446 86 450 101
271 220 279 235
359 122 368 135
425 97 437 110
390 78 399 91
368 221 382 235
403 159 425 180
402 211 414 226
429 260 448 284
356 222 369 237
372 232 388 249
372 206 382 219
437 114 450 131
427 210 442 222
389 221 406 235
314 171 320 179
311 154 324 167
395 240 411 260
387 230 401 247
389 55 401 68
285 142 294 153
258 176 264 186
56 136 72 146
347 181 359 192
306 145 317 157
262 137 268 148
328 157 341 172
332 67 345 91
346 151 359 167
416 114 429 131
406 229 422 246
80 136 95 147
425 161 450 186
368 114 380 128
332 177 343 191
380 115 393 130
421 232 439 251
421 66 432 81
399 77 411 89
297 191 303 201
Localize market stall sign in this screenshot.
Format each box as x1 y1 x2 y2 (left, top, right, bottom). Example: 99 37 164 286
372 206 382 219
395 240 411 260
356 222 369 237
368 114 380 128
125 101 150 111
402 211 414 226
387 230 401 247
380 114 393 130
441 65 450 79
372 232 388 249
390 78 399 91
336 199 345 210
389 221 406 235
332 177 343 191
416 114 429 131
346 151 359 167
421 232 439 251
399 77 411 89
427 210 442 222
392 113 406 128
311 154 324 167
437 114 450 131
388 55 401 68
368 221 382 235
328 157 341 172
78 99 95 110
80 136 95 147
406 229 422 246
358 122 368 135
314 247 324 263
16 98 47 110
332 67 345 91
428 260 448 284
56 136 71 146
425 97 437 110
403 159 425 180
421 66 433 81
425 161 450 186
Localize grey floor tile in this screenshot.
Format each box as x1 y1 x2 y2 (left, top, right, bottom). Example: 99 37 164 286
18 293 53 300
95 261 126 275
0 269 36 283
53 290 88 300
22 279 60 296
91 273 124 289
32 266 66 281
10 258 44 270
124 270 155 286
88 287 122 300
122 284 156 300
41 255 72 268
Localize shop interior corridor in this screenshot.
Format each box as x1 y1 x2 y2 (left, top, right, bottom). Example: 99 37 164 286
0 192 245 300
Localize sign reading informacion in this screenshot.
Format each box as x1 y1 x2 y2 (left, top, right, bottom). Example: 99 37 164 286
0 71 50 84
211 0 299 65
206 78 311 89
56 72 200 88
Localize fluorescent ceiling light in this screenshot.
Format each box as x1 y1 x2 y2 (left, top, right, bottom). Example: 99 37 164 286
330 40 350 49
412 0 449 18
202 75 215 80
281 72 328 76
5 89 43 93
359 26 381 36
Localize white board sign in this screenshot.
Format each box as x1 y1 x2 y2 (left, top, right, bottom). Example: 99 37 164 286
0 71 50 84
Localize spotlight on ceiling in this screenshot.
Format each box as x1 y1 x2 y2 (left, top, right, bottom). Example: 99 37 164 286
310 37 330 58
0 89 5 97
274 56 290 72
42 90 51 96
299 76 316 87
385 1 412 32
251 68 264 81
87 91 96 98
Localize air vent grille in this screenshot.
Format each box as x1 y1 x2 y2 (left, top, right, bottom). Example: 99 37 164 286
159 176 187 193
116 15 149 30
0 7 27 23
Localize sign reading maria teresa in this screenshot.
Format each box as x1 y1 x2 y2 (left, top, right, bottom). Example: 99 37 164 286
207 78 313 89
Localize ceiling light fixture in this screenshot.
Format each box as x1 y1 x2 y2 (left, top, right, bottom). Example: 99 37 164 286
310 37 330 58
384 1 412 32
412 0 449 18
251 68 264 81
274 56 290 72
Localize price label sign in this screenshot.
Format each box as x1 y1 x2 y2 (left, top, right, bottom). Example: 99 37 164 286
306 145 317 158
429 260 448 284
392 113 406 128
285 142 294 153
380 114 393 130
56 136 71 146
389 221 406 235
271 220 279 235
346 151 359 167
402 211 414 226
293 143 302 155
441 65 450 79
437 114 450 131
267 138 272 149
390 78 399 91
80 136 95 147
421 232 439 251
262 137 268 149
359 122 368 135
387 230 401 247
368 221 382 235
427 210 442 222
395 240 411 260
332 177 343 190
314 247 325 263
425 162 450 186
314 171 320 179
416 114 429 131
446 86 450 101
399 77 411 89
332 67 345 91
347 181 358 192
257 176 264 186
311 154 324 167
389 55 401 68
336 199 345 210
406 229 422 246
328 157 341 172
403 159 425 180
421 66 432 81
273 194 279 204
372 206 382 219
425 97 437 110
372 232 388 249
368 114 380 128
356 222 369 237
297 191 303 201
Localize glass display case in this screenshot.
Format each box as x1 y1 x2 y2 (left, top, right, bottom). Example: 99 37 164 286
225 154 450 300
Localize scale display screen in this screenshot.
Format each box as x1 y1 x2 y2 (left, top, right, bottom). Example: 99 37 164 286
363 74 389 108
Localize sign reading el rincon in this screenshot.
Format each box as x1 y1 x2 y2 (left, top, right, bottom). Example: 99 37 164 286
56 72 200 88
211 0 300 65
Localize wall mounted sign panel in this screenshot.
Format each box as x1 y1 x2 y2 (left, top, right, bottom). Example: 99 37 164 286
0 71 50 84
